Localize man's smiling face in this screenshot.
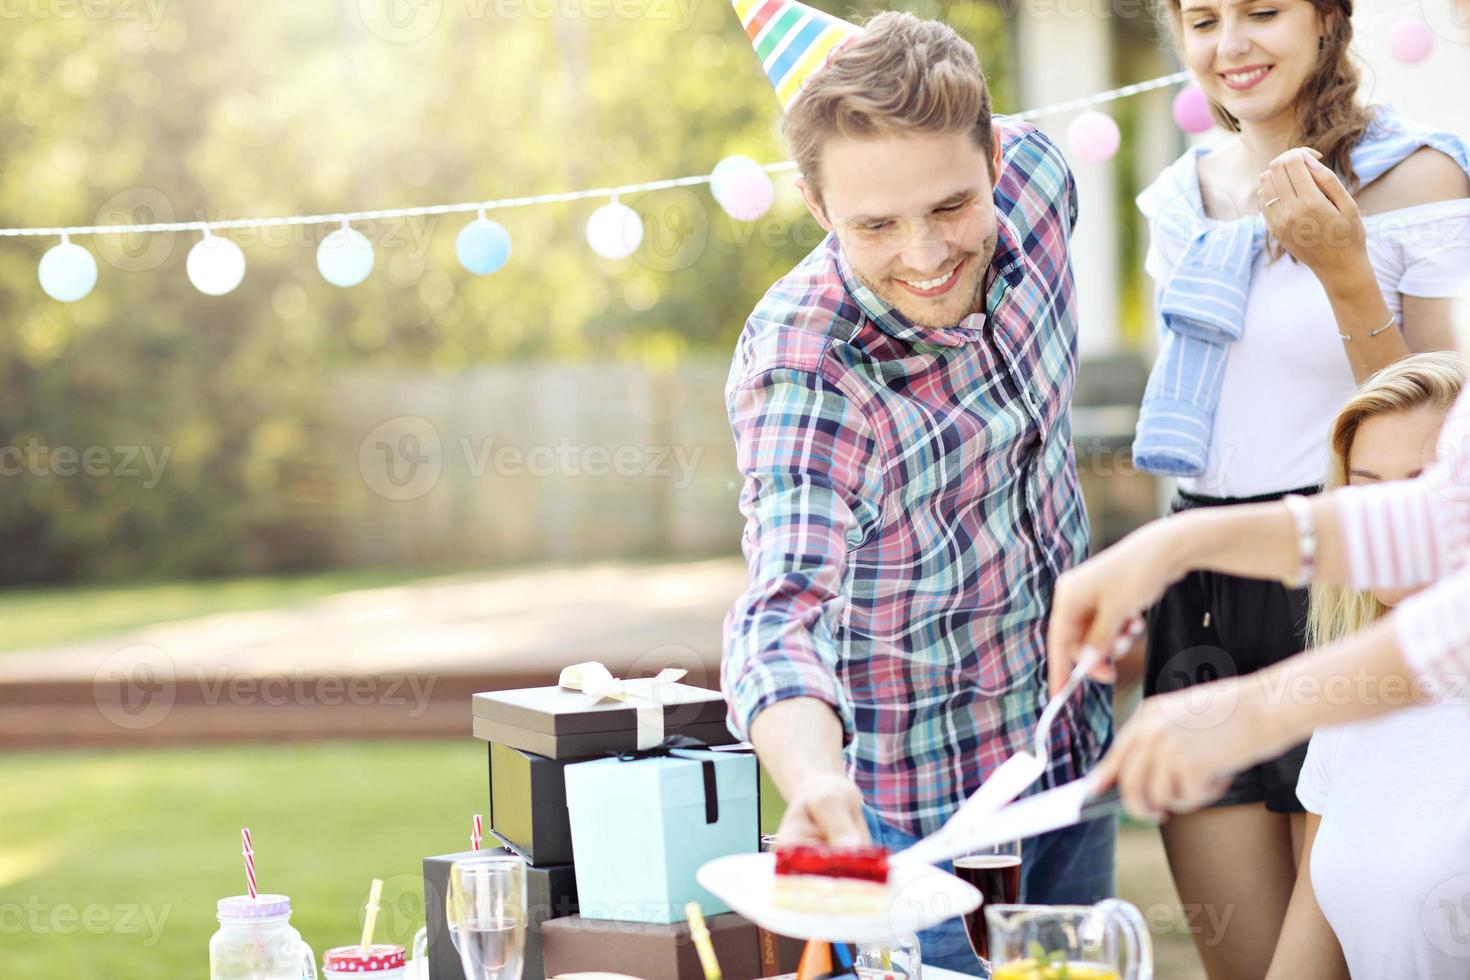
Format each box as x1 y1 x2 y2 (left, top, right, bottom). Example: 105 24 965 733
799 129 1004 330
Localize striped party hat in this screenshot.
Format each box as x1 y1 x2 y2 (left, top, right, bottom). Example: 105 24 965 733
732 0 861 112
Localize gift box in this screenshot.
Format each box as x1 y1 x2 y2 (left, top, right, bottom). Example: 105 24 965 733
564 748 757 924
541 913 805 980
488 742 578 865
422 847 577 980
472 681 734 760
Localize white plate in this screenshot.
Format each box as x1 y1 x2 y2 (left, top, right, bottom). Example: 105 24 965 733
696 852 981 944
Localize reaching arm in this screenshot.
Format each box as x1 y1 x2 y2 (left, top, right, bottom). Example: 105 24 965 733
1048 387 1470 695
721 364 885 844
1265 814 1349 980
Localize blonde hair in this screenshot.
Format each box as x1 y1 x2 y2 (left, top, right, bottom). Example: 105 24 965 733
782 12 994 203
1308 352 1467 646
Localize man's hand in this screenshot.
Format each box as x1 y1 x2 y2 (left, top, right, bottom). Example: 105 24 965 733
774 771 870 846
749 697 870 846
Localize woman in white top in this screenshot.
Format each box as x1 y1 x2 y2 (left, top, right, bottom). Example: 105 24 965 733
1130 0 1470 976
1265 352 1469 979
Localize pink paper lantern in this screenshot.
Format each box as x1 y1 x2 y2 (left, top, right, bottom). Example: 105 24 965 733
1387 19 1435 64
1067 110 1121 164
710 156 775 222
1172 85 1214 134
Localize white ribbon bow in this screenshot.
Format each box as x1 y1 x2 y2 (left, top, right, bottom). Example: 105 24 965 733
558 661 688 749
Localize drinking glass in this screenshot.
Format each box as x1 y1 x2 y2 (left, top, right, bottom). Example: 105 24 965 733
445 855 527 980
953 838 1022 964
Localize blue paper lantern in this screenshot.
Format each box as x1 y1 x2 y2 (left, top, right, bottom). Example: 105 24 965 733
316 223 375 288
38 238 98 302
456 216 511 275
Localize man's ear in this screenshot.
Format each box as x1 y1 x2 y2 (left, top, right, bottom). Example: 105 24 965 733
794 175 833 233
991 137 1003 183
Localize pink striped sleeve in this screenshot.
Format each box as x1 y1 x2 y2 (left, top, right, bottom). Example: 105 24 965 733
1393 566 1470 684
1333 389 1470 593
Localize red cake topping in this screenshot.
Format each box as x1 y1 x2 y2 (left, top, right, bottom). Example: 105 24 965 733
774 843 890 884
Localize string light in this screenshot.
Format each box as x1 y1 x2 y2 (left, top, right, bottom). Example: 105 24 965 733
0 0 1433 299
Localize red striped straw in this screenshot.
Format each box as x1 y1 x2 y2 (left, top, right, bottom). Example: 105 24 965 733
471 814 482 851
241 828 258 899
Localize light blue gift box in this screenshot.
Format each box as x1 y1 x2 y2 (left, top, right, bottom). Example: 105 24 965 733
563 748 758 924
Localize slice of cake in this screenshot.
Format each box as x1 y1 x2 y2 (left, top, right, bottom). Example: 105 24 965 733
772 843 890 915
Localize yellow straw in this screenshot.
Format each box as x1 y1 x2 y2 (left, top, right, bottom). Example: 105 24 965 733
360 878 383 954
684 902 723 980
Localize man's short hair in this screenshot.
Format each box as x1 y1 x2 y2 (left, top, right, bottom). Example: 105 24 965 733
782 11 995 203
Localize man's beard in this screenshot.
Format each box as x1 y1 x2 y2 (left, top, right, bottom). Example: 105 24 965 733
861 226 998 331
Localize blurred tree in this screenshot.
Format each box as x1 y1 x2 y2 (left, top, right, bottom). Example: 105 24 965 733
0 0 1011 584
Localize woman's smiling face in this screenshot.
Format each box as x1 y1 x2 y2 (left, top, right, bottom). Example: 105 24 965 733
1175 0 1325 127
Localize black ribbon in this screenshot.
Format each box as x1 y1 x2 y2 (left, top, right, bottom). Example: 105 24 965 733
615 735 721 824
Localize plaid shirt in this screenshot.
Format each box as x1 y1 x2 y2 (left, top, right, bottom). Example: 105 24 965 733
721 118 1112 837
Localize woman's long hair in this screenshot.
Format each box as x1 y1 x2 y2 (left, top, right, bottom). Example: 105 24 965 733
1157 0 1377 190
1307 352 1467 646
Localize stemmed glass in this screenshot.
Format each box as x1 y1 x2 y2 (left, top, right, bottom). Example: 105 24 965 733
445 854 527 980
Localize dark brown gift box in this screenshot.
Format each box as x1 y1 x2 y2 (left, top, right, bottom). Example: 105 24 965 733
541 913 805 980
472 683 735 759
422 847 577 980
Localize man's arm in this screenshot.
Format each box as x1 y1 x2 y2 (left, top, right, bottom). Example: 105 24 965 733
722 364 884 844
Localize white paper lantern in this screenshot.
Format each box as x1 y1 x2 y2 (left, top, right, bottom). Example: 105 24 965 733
585 201 644 260
316 223 375 287
38 237 98 302
186 232 246 296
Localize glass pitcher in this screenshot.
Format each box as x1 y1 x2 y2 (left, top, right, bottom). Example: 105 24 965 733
985 900 1153 980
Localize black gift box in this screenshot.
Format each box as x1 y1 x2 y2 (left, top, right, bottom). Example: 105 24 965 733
472 683 734 759
488 742 577 865
422 847 577 980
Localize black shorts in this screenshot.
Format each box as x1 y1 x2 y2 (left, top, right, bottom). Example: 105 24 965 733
1143 486 1318 814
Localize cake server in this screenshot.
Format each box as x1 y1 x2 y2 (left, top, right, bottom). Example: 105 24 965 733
895 615 1143 866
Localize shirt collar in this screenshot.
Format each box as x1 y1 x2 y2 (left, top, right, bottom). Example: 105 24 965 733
830 211 1028 349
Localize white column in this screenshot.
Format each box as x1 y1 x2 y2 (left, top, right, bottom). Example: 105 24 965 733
1014 11 1120 356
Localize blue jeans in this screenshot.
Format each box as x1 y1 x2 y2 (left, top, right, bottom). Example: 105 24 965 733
863 808 1117 976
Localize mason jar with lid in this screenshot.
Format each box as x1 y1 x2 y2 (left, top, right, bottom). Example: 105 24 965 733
322 944 408 980
209 894 318 980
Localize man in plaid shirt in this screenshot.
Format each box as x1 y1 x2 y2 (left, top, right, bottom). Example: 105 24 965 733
721 12 1113 970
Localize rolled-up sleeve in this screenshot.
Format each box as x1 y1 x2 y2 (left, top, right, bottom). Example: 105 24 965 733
720 366 885 744
1393 565 1470 682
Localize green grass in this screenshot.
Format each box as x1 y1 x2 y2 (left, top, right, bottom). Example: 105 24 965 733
0 740 487 980
0 740 1207 980
0 570 437 654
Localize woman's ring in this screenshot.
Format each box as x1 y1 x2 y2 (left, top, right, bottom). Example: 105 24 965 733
1265 197 1282 207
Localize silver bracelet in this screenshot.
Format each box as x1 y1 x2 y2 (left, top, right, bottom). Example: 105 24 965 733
1281 494 1318 588
1341 315 1397 342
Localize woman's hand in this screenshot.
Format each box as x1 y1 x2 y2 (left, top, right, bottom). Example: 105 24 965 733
1046 518 1190 697
1090 677 1288 819
1259 147 1370 288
